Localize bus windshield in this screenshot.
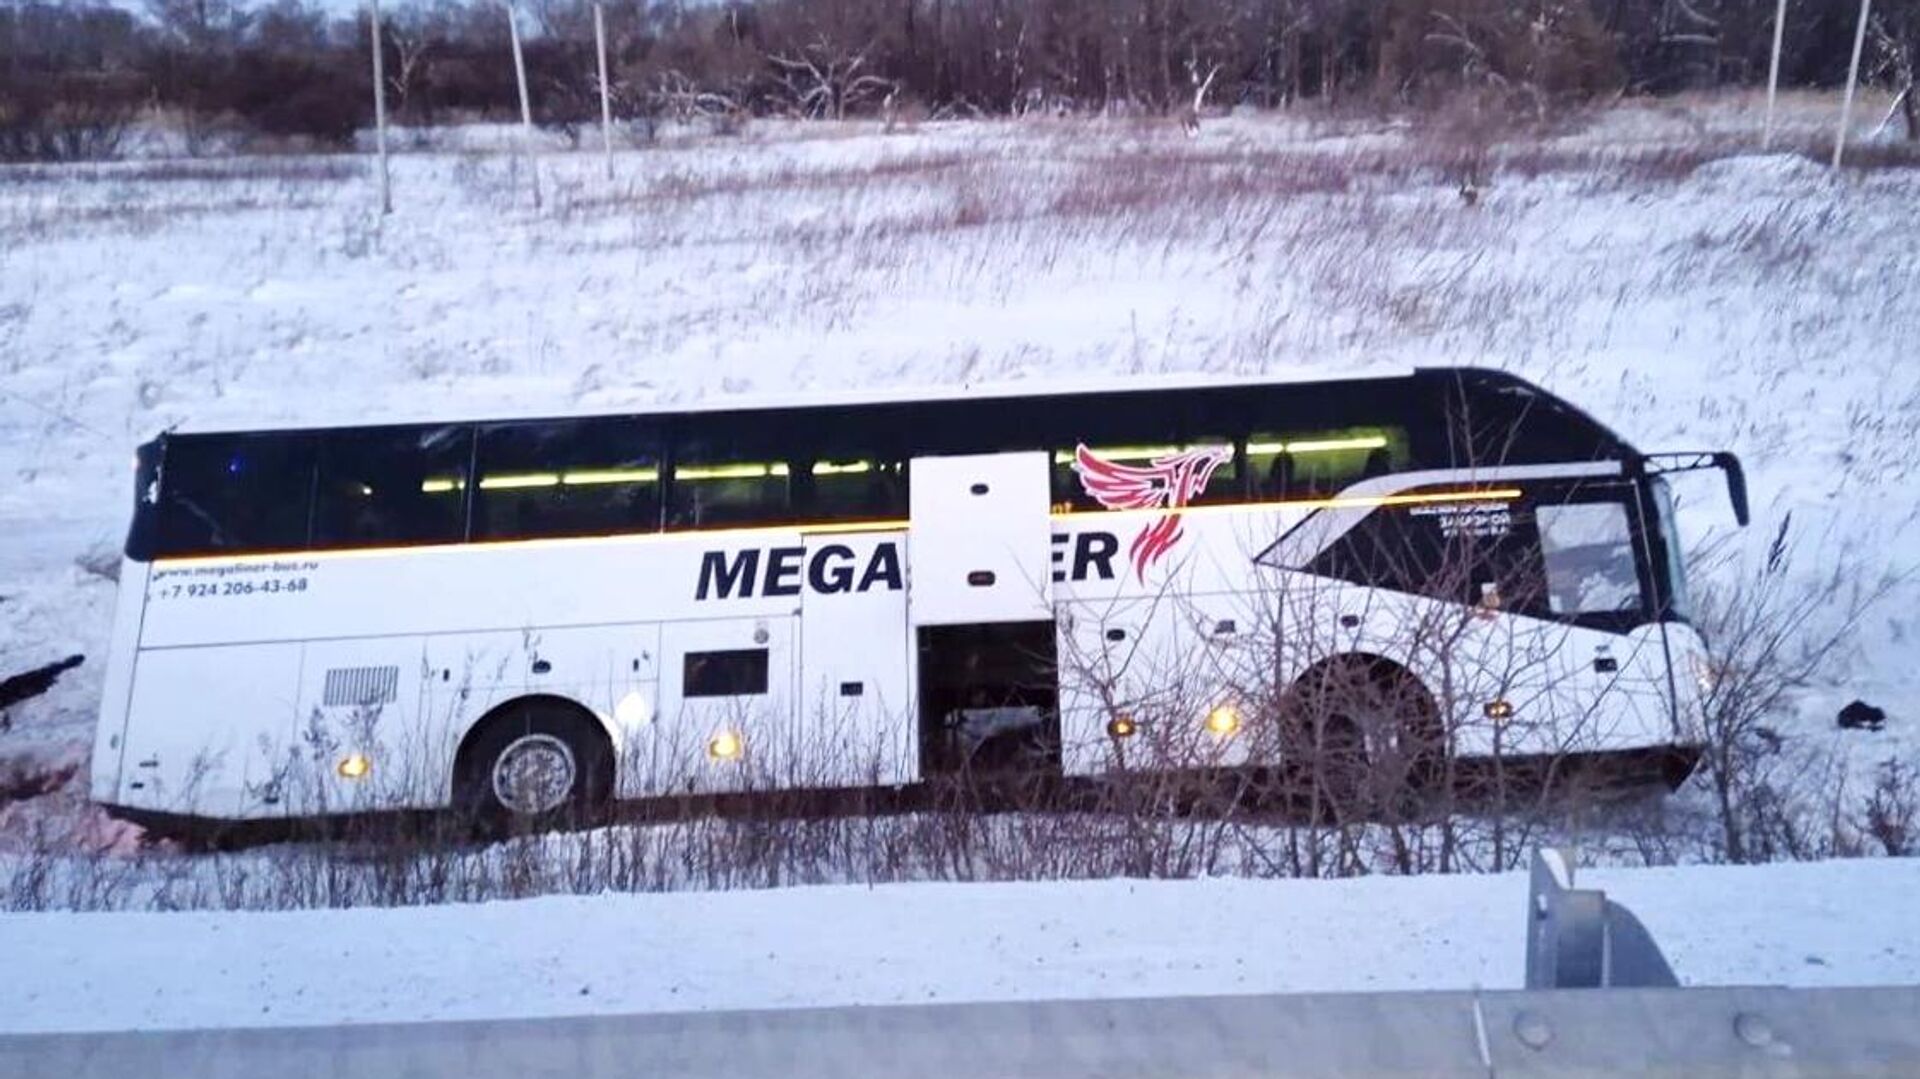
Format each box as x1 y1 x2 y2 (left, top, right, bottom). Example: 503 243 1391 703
1651 478 1693 622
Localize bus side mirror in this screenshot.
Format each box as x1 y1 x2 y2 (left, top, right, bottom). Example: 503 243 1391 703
1713 452 1750 527
1641 451 1750 529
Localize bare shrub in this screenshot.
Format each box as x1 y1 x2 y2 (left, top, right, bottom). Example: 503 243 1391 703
1861 758 1917 856
0 72 143 163
0 756 79 806
1688 522 1898 863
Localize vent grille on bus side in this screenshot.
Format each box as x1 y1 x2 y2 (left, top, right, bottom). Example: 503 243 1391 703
323 666 400 708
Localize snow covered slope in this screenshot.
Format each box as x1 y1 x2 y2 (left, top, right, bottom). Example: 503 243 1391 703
2 105 1916 844
2 859 1916 1034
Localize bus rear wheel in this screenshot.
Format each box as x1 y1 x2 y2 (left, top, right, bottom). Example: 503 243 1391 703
455 700 612 833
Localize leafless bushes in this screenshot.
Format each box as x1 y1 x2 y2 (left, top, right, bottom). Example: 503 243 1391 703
0 73 143 164
1686 523 1902 864
0 755 78 807
1862 759 1917 855
0 784 1571 914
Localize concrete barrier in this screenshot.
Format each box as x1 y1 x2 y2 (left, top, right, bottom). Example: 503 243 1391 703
4 984 1917 1078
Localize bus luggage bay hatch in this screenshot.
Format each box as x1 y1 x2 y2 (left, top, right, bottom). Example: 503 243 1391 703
90 368 1748 830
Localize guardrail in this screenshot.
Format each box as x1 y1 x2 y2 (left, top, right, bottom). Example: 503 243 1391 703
5 984 1916 1078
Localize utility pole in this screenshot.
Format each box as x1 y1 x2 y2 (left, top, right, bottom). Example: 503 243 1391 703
1834 0 1874 167
595 1 614 181
1763 0 1788 150
506 0 541 209
369 0 392 214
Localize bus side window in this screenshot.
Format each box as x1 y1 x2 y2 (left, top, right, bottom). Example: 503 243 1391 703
312 426 472 549
1303 506 1448 596
1302 494 1545 614
1536 502 1645 616
1247 428 1406 499
798 458 906 520
473 418 661 541
667 423 793 529
157 434 316 556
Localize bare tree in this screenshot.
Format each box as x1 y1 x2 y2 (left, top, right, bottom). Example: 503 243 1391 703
385 17 435 125
1870 8 1919 140
768 37 896 119
1180 60 1220 134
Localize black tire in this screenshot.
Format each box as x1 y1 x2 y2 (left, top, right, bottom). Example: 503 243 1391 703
454 700 613 834
1284 660 1445 814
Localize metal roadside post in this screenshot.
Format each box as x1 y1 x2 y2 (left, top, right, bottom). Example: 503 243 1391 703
1526 846 1679 990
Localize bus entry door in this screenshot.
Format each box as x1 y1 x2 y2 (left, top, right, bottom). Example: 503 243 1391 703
907 452 1053 626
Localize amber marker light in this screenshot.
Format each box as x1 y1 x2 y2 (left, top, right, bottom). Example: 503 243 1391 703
707 731 743 761
1204 703 1242 736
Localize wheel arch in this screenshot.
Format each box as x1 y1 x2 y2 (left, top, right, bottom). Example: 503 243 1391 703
1287 652 1439 717
1283 651 1450 794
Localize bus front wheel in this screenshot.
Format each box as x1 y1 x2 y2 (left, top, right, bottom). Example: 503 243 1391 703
454 699 612 833
1283 658 1445 815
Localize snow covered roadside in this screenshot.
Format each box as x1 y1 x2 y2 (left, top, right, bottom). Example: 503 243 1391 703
2 858 1915 1035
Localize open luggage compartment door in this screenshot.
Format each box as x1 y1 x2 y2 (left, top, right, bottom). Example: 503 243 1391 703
907 452 1053 627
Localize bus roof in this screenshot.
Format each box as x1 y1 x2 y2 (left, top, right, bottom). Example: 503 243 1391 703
149 364 1559 443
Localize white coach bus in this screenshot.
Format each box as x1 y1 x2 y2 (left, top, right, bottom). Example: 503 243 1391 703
91 368 1747 833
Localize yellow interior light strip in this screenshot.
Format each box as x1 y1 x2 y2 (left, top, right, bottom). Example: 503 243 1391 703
1056 435 1390 465
1052 444 1195 464
1246 435 1389 456
676 463 791 481
478 473 560 491
428 446 1393 498
561 468 660 486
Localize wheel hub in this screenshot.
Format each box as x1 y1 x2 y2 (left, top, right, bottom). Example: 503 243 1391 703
491 733 577 815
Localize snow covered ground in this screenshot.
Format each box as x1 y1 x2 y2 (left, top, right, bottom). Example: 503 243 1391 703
3 858 1917 1034
1 95 1916 854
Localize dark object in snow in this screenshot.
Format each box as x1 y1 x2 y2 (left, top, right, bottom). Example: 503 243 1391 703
0 655 84 730
1838 700 1887 731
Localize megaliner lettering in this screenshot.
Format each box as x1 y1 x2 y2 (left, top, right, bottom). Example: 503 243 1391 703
696 542 904 600
695 532 1125 600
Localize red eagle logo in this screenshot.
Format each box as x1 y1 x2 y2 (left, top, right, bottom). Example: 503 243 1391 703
1072 443 1231 582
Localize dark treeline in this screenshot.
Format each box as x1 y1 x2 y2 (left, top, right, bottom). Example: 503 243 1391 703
3 0 1916 160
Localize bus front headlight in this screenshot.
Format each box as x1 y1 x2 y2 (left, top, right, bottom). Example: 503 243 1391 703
337 752 372 780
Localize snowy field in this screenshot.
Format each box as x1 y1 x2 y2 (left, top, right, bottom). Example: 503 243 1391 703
4 858 1918 1034
1 93 1917 863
